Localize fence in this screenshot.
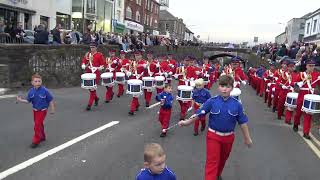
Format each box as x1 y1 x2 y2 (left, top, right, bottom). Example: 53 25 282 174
0 33 24 44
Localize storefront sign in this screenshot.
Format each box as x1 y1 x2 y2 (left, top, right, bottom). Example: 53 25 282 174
8 0 29 5
125 20 144 32
153 30 159 35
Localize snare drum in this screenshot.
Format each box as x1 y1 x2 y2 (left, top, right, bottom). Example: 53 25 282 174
285 92 298 109
203 75 210 84
302 94 320 114
155 76 165 88
177 85 194 101
127 79 143 96
231 88 241 102
115 72 125 84
101 72 114 87
142 77 155 90
81 73 97 89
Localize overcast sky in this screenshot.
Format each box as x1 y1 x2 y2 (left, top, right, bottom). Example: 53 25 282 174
168 0 320 43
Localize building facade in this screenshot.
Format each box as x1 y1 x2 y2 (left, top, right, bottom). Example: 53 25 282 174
142 0 160 35
275 32 286 45
286 18 305 45
184 27 193 41
158 9 185 41
304 8 320 45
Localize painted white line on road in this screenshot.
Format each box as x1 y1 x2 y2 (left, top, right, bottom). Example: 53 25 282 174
0 94 17 99
0 121 119 180
298 131 320 159
309 133 320 148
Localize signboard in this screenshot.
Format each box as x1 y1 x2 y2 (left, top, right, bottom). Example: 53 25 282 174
254 37 258 43
124 20 144 32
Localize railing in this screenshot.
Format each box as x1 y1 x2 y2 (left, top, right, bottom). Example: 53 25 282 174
0 33 24 44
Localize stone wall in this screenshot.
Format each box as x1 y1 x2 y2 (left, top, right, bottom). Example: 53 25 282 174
0 45 204 89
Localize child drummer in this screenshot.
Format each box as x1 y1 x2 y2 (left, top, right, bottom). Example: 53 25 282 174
155 84 174 137
16 74 56 148
192 78 211 136
179 75 252 180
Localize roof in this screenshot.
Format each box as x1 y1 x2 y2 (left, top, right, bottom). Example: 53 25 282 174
185 28 193 34
159 10 178 21
305 8 320 19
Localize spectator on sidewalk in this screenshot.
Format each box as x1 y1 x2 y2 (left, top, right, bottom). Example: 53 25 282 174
51 24 62 45
34 24 49 44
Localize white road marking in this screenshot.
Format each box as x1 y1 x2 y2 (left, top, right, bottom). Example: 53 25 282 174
0 121 119 179
298 131 320 159
0 94 17 99
309 133 320 148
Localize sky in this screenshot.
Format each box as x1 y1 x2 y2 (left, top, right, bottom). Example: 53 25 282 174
167 0 320 44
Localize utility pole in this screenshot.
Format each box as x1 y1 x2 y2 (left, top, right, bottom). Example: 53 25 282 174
82 0 85 34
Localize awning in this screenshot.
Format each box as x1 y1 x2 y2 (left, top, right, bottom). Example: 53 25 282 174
0 3 36 14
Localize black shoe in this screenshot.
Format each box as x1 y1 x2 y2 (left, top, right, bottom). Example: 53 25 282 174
135 106 139 111
201 127 205 132
179 118 184 121
105 100 109 103
272 107 276 112
86 105 91 111
146 103 150 107
217 176 223 180
40 138 46 142
94 98 99 106
128 111 134 116
160 132 167 137
117 95 120 98
193 132 199 136
293 125 298 132
303 134 311 140
30 143 39 149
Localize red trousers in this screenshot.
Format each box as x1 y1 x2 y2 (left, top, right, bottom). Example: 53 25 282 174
256 78 261 95
159 108 172 130
259 79 265 96
156 88 163 94
130 97 140 112
303 113 313 135
105 86 114 101
267 84 276 107
117 84 124 96
277 89 289 119
294 90 308 126
264 80 270 103
205 131 234 179
88 90 98 106
179 100 191 119
194 103 206 133
272 87 280 109
285 109 294 124
144 89 152 104
32 110 47 144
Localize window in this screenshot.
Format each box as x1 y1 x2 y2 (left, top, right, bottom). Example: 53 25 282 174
116 10 121 21
146 15 150 25
136 11 140 22
136 0 141 6
148 0 151 10
126 6 132 19
144 14 147 24
86 0 96 14
300 23 305 30
306 22 310 34
313 19 318 32
150 16 153 26
151 2 153 12
118 0 121 7
145 0 148 9
165 23 169 31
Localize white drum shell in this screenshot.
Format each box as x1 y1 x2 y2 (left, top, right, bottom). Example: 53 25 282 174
142 77 155 90
285 92 298 109
81 73 97 89
101 72 114 87
155 76 165 88
115 72 126 84
127 79 143 95
302 94 320 114
177 85 193 101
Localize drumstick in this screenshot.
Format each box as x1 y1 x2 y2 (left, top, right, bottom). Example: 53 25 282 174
162 122 179 133
146 102 161 109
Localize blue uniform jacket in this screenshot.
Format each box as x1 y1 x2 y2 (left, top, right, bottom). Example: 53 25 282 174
192 88 211 104
195 95 248 132
156 92 174 109
27 86 53 110
136 167 176 180
256 67 266 78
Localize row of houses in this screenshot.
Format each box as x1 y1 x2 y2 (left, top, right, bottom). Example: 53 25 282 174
275 8 320 46
0 0 195 41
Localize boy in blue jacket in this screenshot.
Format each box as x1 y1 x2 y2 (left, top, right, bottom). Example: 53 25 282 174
155 84 174 137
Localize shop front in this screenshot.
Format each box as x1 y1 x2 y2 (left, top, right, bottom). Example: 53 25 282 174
124 20 143 35
113 19 125 34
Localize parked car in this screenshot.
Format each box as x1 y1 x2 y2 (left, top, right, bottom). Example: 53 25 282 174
23 30 35 44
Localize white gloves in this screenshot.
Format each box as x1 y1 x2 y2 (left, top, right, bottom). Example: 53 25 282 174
274 77 278 81
282 85 287 89
113 60 118 64
241 81 247 86
200 110 206 114
156 63 160 68
81 64 86 70
318 76 320 80
296 81 303 87
98 65 104 70
169 72 173 75
164 72 168 77
195 71 200 75
169 64 174 68
143 64 147 68
191 78 195 81
126 72 132 77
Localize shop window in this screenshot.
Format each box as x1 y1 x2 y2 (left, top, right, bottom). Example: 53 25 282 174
118 0 122 7
126 6 132 19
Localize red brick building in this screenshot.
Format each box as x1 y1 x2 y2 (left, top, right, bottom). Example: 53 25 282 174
124 0 160 34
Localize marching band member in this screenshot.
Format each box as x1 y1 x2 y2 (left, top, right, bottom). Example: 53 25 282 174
116 50 128 97
143 51 157 107
201 56 215 90
272 59 288 112
176 58 187 86
81 42 105 110
104 49 118 103
222 57 248 88
191 78 211 136
160 55 173 84
255 65 266 97
168 53 177 84
292 59 320 139
262 63 276 103
276 60 297 120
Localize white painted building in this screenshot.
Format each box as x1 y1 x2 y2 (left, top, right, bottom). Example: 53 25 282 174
286 18 306 45
275 32 286 44
184 27 193 41
304 8 320 45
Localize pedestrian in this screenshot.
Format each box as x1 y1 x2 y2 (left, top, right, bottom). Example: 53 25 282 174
179 75 253 180
136 143 176 180
16 73 55 148
155 84 174 137
192 78 211 136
